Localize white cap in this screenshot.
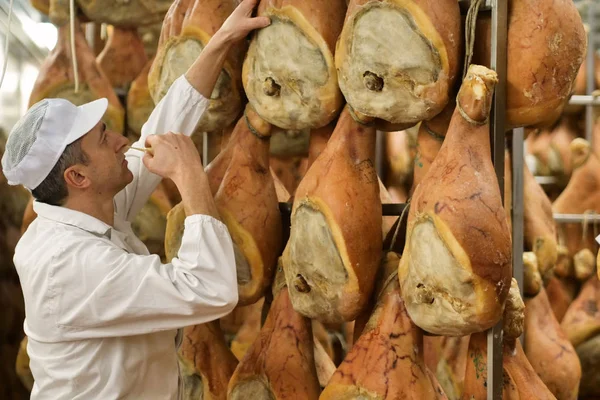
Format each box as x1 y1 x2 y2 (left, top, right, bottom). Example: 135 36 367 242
1 97 108 191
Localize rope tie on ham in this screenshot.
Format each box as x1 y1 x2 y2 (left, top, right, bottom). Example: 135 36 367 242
456 96 489 126
375 268 399 303
0 0 14 90
463 0 484 78
388 197 411 253
422 122 446 142
347 104 376 127
245 111 270 141
581 210 599 242
69 0 80 93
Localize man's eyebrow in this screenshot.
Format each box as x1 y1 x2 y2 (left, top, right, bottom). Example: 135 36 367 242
99 123 106 143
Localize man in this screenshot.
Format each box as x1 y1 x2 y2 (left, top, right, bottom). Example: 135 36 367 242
0 1 270 398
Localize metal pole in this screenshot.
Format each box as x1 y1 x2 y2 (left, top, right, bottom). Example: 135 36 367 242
375 130 385 179
203 131 209 168
586 1 596 145
553 213 600 223
512 128 525 347
512 128 524 299
488 0 508 397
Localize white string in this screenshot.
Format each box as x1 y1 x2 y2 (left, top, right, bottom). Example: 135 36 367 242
0 0 14 90
69 0 79 93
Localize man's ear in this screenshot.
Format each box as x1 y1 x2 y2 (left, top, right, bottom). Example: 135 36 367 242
64 165 91 189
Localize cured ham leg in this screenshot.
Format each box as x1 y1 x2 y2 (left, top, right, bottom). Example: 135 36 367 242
336 0 462 131
522 252 542 296
545 275 578 323
148 0 245 133
168 106 282 306
227 270 321 399
384 129 415 194
49 0 172 27
524 287 581 400
560 276 600 397
321 252 448 399
411 100 455 194
472 0 586 129
127 59 156 140
243 0 347 130
523 160 557 281
212 108 282 305
461 279 556 400
97 27 148 89
178 321 239 400
29 20 124 133
283 105 382 323
553 138 600 281
399 65 512 336
434 336 470 400
164 213 238 400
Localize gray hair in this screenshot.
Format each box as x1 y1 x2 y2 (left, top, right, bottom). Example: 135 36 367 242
32 138 89 205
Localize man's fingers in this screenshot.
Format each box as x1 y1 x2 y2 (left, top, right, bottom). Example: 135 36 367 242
250 16 271 29
239 0 258 13
145 135 159 148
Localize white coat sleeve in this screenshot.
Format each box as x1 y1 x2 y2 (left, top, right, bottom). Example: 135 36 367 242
51 215 238 340
113 75 209 223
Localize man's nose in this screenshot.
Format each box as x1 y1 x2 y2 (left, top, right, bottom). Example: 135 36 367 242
110 131 130 151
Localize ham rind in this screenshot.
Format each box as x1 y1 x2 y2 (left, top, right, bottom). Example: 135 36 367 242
336 0 462 131
97 27 148 90
148 0 246 134
399 65 512 336
283 105 382 324
321 252 448 400
243 0 347 130
472 0 586 130
524 287 581 400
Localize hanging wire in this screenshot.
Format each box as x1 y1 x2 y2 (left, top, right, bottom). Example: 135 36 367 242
0 0 14 90
69 0 79 93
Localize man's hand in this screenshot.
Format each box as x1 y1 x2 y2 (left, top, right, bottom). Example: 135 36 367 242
184 0 270 98
216 0 271 44
142 133 204 184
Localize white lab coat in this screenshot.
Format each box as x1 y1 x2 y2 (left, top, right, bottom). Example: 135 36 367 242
14 75 238 399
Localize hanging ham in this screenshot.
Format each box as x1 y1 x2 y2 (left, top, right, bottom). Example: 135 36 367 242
211 107 282 305
148 0 246 134
29 20 124 133
383 129 416 198
411 99 455 194
545 275 578 323
166 106 282 306
321 252 448 399
399 65 512 336
178 321 239 400
461 279 556 399
283 105 382 323
164 211 238 400
47 0 172 27
552 138 600 282
227 269 321 399
434 335 470 400
560 276 600 398
127 59 156 141
524 287 581 400
336 0 462 131
523 160 557 282
242 0 347 130
97 27 148 90
472 0 586 130
523 252 542 296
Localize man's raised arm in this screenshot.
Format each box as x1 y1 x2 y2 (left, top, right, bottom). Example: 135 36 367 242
114 0 270 222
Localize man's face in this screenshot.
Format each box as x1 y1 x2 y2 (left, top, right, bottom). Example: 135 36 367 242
79 121 133 196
